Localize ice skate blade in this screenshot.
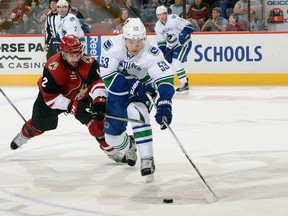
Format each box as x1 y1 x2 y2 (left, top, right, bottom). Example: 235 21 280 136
176 90 190 95
145 174 154 183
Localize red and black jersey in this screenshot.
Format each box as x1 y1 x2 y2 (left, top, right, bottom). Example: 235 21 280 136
38 53 106 110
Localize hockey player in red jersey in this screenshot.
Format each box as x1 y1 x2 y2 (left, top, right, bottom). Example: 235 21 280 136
10 35 126 162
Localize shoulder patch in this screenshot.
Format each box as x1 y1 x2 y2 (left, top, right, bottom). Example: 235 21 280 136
171 14 177 19
103 39 113 51
148 46 160 56
48 62 59 70
69 16 75 21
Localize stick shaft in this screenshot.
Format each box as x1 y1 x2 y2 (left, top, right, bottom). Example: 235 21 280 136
146 93 217 202
105 113 144 124
164 44 178 58
85 108 144 124
0 88 29 125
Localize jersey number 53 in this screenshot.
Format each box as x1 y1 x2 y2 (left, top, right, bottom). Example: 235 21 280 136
157 61 170 71
100 57 109 68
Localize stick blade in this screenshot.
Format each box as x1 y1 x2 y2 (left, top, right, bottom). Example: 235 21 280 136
205 192 217 204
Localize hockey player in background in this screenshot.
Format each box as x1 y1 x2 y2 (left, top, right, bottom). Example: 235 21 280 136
100 18 175 181
44 0 59 60
155 5 193 94
10 35 133 165
55 0 86 52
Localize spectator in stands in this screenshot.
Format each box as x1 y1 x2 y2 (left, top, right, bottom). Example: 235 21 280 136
8 0 32 33
187 0 210 29
233 0 260 22
9 0 32 24
210 0 236 19
100 0 121 23
124 0 141 18
0 10 3 26
113 8 129 33
0 10 4 33
226 12 246 31
170 0 189 16
159 0 174 8
201 7 228 31
25 0 36 7
69 6 90 33
140 0 160 23
80 0 102 24
140 0 151 8
180 11 200 31
17 12 36 34
31 0 50 33
67 0 85 19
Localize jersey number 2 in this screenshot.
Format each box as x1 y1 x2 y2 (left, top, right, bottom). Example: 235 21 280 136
42 77 48 88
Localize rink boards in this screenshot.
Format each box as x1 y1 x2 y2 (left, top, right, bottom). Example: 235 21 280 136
0 32 288 86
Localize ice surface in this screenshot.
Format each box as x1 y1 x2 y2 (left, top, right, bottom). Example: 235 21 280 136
1 86 288 216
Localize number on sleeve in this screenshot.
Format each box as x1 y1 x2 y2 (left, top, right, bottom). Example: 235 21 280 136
157 61 170 71
100 57 109 68
42 77 48 88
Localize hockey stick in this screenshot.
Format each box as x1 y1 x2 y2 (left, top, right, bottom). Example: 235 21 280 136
164 44 178 58
146 93 217 203
0 88 35 136
85 108 144 124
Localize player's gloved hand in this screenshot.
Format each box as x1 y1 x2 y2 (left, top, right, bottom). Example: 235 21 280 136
155 98 172 130
68 99 91 121
179 31 187 45
130 80 156 101
90 96 106 121
55 33 61 42
164 47 173 63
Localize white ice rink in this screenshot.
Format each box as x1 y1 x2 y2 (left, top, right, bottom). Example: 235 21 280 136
0 86 288 216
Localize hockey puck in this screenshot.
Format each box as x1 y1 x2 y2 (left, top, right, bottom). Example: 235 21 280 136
163 198 173 203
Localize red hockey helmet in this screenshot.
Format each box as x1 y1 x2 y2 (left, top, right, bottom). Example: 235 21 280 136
60 35 82 53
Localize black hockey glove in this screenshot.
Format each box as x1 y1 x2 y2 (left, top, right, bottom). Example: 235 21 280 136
155 98 172 130
90 96 106 121
68 99 91 124
130 80 156 101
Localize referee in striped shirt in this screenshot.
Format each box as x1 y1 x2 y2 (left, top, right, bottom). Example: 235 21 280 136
44 0 59 60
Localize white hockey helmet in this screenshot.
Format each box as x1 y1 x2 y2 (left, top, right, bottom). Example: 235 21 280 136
156 5 168 15
57 0 69 7
123 18 146 40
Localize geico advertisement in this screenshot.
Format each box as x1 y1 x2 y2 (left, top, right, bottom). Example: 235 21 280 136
0 36 46 74
264 0 288 31
1 34 288 74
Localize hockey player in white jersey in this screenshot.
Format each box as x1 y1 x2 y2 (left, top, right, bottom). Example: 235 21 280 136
155 5 194 94
55 0 86 52
100 18 175 181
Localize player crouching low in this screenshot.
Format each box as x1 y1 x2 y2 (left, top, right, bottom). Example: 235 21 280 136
10 35 137 167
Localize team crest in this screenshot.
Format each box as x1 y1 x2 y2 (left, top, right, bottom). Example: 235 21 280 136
75 83 88 100
48 62 59 70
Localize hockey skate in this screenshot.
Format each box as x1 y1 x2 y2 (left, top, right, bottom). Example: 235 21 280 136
10 133 29 150
107 151 127 164
126 136 137 166
176 81 189 95
141 157 155 183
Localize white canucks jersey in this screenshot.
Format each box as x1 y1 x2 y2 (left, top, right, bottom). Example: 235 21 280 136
155 14 191 49
100 34 174 95
55 13 85 42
